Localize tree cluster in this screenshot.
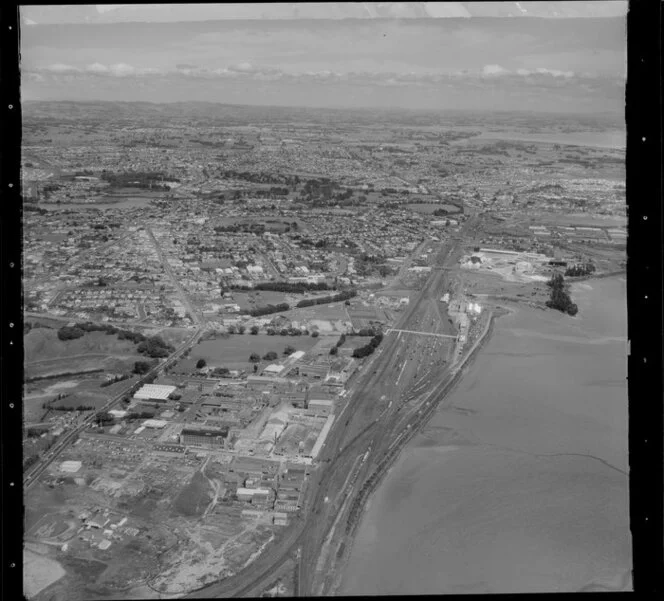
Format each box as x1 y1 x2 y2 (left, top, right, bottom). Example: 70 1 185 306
546 273 579 316
565 263 596 277
136 335 175 358
132 360 153 375
231 281 331 294
352 333 384 359
100 170 179 190
250 303 290 317
266 327 307 336
95 412 114 425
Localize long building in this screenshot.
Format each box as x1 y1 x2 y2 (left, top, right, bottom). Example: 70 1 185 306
180 426 229 448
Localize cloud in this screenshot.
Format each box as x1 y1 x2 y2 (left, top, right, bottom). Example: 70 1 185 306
27 61 620 97
43 63 80 73
85 62 109 74
534 67 575 78
482 64 509 76
228 62 255 73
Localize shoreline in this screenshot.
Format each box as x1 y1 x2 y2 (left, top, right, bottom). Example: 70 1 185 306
329 308 501 596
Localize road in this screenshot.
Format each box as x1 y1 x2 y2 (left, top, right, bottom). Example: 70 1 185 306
145 226 202 325
185 215 479 598
23 326 204 489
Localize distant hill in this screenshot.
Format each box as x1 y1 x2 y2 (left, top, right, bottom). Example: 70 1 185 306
22 100 624 131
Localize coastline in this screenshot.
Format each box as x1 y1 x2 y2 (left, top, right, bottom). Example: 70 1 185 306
330 307 502 596
335 276 629 595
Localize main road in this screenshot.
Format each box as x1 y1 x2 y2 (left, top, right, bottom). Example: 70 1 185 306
145 226 202 325
185 215 478 598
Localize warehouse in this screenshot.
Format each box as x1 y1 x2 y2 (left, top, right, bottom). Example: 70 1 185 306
307 398 334 417
180 426 228 448
236 487 272 502
133 384 177 401
60 460 82 473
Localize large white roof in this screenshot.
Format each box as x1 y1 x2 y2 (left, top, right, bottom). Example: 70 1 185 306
60 460 82 473
134 384 177 400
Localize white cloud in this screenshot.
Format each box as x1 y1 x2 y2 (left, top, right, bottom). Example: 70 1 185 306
228 62 255 73
108 63 136 76
44 63 80 73
482 64 508 76
534 67 575 78
85 62 109 74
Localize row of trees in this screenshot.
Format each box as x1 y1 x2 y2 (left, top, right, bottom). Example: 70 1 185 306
352 332 384 359
57 322 147 346
296 289 356 308
546 273 579 316
249 345 295 363
230 281 331 294
250 303 290 317
330 333 346 355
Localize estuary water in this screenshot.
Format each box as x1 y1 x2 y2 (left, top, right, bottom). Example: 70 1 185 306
340 276 631 594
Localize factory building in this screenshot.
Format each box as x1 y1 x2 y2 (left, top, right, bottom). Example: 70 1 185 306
180 426 229 448
298 363 330 380
133 384 177 401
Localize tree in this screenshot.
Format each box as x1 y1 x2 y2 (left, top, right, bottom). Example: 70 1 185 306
284 345 296 356
227 324 237 334
311 331 319 338
250 325 260 335
249 352 261 363
262 351 278 361
95 412 114 426
133 361 151 375
237 325 246 334
196 358 207 369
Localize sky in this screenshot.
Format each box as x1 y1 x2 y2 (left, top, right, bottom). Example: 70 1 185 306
20 2 627 113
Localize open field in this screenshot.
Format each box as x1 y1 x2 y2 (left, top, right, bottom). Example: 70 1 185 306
24 548 66 599
173 471 213 517
24 328 142 364
180 334 319 371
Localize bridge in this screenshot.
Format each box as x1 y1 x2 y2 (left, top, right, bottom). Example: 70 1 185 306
384 328 459 340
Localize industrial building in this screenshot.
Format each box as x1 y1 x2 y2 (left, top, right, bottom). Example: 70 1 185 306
133 384 177 401
60 460 82 473
298 363 330 380
263 363 286 376
180 426 229 448
236 487 272 502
